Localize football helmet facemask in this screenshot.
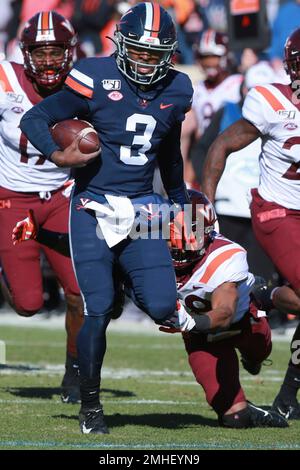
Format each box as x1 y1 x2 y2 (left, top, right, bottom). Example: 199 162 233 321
284 28 300 82
114 2 178 86
171 190 217 271
20 11 77 88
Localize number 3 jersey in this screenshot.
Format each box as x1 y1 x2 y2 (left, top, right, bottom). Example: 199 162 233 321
177 235 255 325
0 61 70 192
62 56 193 196
242 83 300 209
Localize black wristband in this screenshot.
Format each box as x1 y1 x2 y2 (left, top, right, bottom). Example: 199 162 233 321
191 314 212 333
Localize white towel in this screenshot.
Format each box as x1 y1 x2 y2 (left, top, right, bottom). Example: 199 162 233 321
83 195 135 248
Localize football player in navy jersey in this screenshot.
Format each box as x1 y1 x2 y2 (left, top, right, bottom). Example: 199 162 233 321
20 2 196 434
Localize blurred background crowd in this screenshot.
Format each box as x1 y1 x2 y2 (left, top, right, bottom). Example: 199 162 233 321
0 0 299 332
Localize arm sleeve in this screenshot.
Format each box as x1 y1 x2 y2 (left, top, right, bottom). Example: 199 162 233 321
20 88 90 159
157 122 189 205
242 87 270 135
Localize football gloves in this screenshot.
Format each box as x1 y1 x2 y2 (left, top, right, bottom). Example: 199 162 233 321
159 300 196 334
12 209 38 245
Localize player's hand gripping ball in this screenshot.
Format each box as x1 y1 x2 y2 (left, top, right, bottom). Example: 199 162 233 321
50 119 100 153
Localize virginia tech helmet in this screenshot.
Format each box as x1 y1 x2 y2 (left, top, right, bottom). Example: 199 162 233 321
196 29 229 82
284 28 300 82
171 190 217 271
20 11 77 88
197 29 228 58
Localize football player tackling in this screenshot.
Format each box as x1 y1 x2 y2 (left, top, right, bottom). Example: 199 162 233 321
202 28 300 420
13 191 288 428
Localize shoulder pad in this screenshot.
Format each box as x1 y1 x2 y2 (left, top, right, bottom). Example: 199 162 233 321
65 63 94 99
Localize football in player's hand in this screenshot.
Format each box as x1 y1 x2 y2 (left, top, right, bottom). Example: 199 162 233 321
50 119 100 154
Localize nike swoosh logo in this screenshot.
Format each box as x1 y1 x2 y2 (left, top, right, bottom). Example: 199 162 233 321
160 103 173 110
277 407 289 418
249 403 269 417
82 423 93 434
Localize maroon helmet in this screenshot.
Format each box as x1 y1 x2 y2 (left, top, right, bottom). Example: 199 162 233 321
171 190 217 271
20 11 77 88
196 29 229 82
197 29 228 58
284 28 300 82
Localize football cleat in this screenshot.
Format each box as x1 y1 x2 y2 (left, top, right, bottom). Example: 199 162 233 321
61 355 80 404
271 394 300 420
241 356 262 375
79 405 109 434
247 402 288 427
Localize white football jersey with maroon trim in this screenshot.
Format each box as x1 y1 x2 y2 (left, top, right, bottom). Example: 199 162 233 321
177 235 254 324
242 83 300 209
0 61 69 192
192 74 242 133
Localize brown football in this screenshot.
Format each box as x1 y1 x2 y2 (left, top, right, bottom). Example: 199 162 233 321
50 119 100 154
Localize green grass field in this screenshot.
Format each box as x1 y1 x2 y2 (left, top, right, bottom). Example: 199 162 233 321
0 323 299 450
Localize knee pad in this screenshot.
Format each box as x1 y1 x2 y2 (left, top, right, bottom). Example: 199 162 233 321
220 407 251 428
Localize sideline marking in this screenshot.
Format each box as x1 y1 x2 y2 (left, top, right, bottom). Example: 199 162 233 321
0 440 299 450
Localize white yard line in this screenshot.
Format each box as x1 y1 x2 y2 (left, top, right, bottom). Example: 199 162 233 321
0 309 296 339
0 398 200 405
0 363 285 383
0 440 299 450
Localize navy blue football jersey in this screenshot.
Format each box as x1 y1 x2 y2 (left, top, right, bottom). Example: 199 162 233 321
20 56 193 197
